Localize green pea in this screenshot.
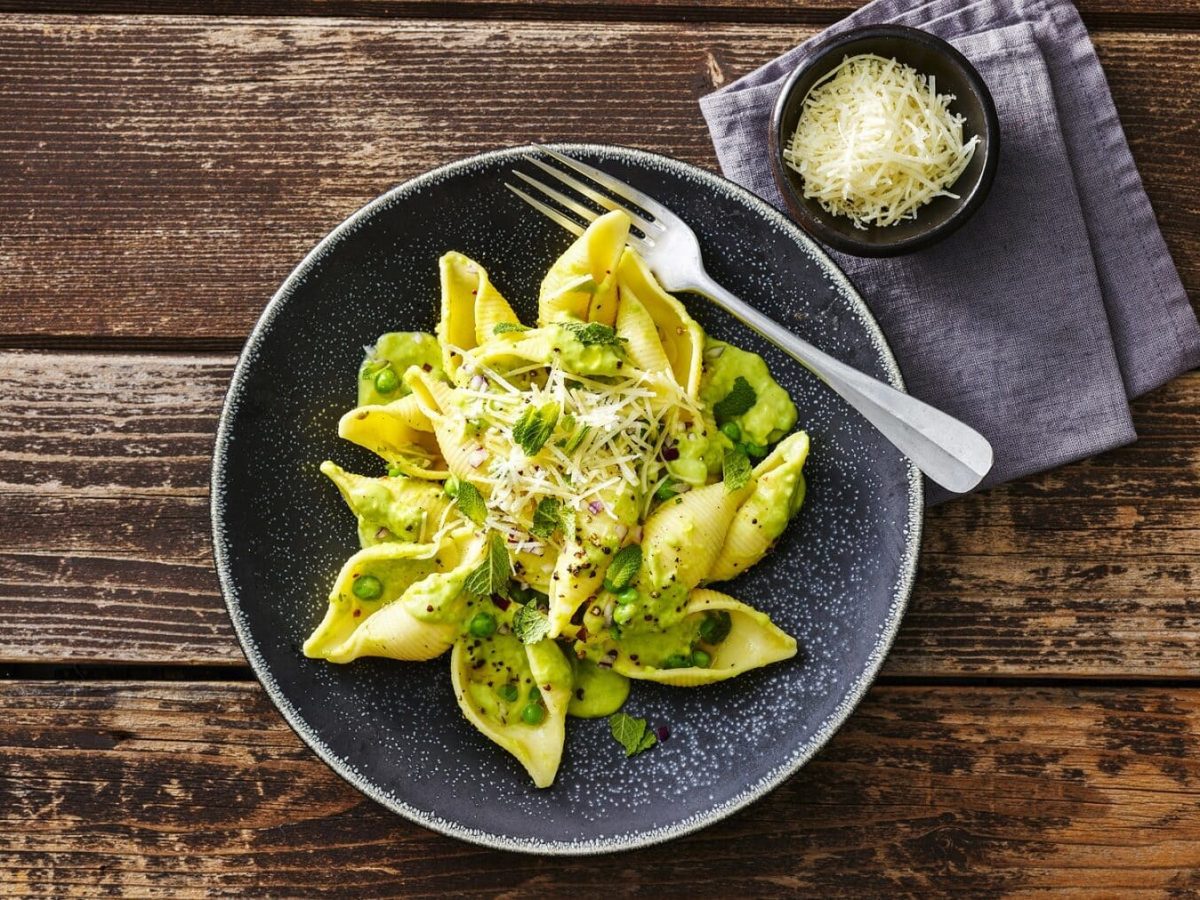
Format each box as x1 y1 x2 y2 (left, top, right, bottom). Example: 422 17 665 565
699 611 732 645
352 574 383 601
498 683 518 702
663 653 691 669
613 603 635 625
444 476 459 498
616 587 639 605
720 421 741 441
691 649 712 668
468 612 497 638
654 481 677 501
521 703 545 725
743 441 768 458
373 367 399 394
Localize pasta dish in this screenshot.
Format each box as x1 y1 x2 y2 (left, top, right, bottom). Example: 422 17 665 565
304 210 810 786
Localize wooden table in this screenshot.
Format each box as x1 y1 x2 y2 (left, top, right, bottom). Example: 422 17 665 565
2 0 1198 893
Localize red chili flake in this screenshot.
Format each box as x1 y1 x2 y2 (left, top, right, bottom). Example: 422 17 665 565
661 445 680 461
576 625 589 643
492 594 511 611
656 725 670 742
352 609 362 618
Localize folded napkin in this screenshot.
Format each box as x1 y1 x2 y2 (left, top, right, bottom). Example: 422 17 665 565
699 0 1200 502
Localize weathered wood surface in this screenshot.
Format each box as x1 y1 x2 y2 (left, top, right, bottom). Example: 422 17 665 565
4 349 1197 676
0 19 1196 344
0 0 1196 30
2 680 1199 894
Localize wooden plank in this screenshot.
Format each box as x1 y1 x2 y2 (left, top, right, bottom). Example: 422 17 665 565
0 19 1195 343
3 680 1200 893
0 0 1195 30
3 349 1198 676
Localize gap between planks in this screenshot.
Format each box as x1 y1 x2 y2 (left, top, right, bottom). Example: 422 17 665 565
0 1 1196 31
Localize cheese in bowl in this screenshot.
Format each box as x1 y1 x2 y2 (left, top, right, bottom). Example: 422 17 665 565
783 53 980 230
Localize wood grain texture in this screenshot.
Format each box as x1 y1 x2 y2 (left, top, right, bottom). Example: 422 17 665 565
4 349 1198 676
1 0 1197 30
0 18 1196 344
3 680 1200 894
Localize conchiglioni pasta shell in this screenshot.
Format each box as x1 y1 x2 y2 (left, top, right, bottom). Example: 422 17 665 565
304 531 480 663
438 252 521 376
303 540 444 661
707 431 810 583
538 210 629 326
614 589 796 687
615 248 705 398
616 285 673 376
319 460 450 547
450 637 570 788
641 480 753 591
337 403 442 466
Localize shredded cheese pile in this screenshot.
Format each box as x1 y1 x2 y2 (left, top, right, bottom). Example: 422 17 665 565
784 53 979 230
450 346 701 555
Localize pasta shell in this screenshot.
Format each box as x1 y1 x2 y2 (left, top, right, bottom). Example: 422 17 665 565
615 248 705 398
450 636 572 788
640 480 753 592
404 369 481 481
614 588 796 687
615 284 672 376
437 252 521 377
320 460 451 547
707 431 810 583
538 210 629 326
337 400 444 473
303 539 460 662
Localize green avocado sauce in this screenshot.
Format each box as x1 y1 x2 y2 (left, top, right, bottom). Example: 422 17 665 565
359 332 443 406
567 658 629 718
463 631 536 726
699 339 797 446
551 325 627 377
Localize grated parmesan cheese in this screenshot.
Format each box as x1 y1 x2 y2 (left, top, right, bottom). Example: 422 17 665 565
783 53 979 230
445 344 703 555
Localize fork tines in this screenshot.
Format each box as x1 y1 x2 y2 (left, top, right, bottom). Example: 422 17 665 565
505 145 665 245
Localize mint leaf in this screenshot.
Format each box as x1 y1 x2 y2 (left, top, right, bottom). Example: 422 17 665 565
560 423 591 453
492 322 529 335
712 376 757 424
512 604 550 645
723 447 752 493
455 481 488 525
560 320 625 348
530 497 565 540
609 712 656 757
604 544 642 592
512 401 560 457
463 532 512 599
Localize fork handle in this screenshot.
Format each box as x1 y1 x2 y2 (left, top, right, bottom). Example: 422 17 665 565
681 272 993 494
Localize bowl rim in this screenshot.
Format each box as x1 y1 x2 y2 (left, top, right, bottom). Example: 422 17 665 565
768 23 1001 258
210 141 924 855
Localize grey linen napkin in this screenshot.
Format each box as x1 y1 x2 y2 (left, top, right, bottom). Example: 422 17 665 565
699 0 1200 502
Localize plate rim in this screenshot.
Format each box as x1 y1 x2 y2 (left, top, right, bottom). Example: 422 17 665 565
210 142 924 855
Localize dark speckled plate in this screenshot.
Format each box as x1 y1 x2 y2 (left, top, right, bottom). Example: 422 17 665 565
211 144 922 854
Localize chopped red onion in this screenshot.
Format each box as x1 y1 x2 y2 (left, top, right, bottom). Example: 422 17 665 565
656 725 670 742
468 446 488 468
614 523 629 541
630 526 643 543
469 374 487 391
587 499 604 515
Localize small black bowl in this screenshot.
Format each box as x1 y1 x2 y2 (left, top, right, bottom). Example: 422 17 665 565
769 25 1000 258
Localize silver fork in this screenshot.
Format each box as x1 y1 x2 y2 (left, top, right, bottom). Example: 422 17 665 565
506 145 993 494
